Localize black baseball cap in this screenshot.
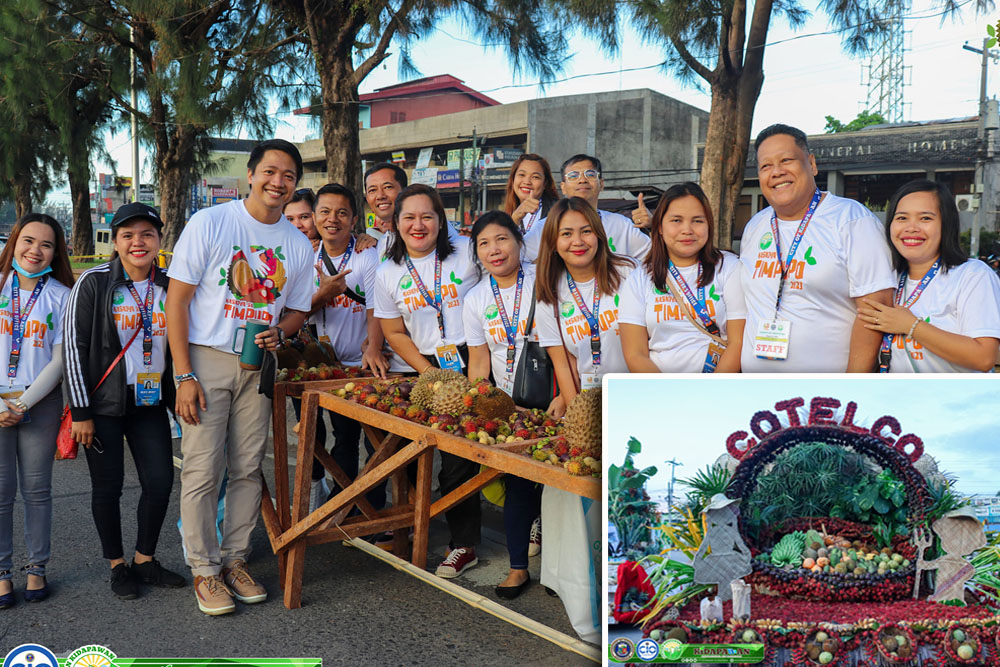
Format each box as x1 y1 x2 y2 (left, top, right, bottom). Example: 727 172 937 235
111 202 163 230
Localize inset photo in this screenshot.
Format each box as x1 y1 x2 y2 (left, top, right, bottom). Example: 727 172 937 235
605 375 1000 665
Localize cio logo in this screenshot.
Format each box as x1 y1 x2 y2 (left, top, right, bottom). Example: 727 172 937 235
635 638 659 662
759 231 773 250
560 301 575 319
661 638 685 660
399 275 413 290
484 304 499 320
609 637 634 661
3 644 59 667
113 291 125 305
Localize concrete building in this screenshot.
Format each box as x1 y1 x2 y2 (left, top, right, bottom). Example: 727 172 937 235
297 87 709 224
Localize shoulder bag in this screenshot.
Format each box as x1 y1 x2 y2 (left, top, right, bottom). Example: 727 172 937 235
511 285 556 410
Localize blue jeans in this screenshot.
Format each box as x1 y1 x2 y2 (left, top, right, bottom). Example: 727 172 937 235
503 475 541 570
0 390 61 577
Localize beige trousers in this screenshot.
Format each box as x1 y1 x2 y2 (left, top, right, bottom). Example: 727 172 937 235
179 344 271 577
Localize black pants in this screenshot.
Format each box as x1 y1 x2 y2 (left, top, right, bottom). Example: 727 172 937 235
84 401 174 560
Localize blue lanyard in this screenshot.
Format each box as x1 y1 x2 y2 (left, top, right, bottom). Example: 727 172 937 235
490 268 524 374
323 236 355 275
404 252 445 339
878 259 940 373
125 270 156 367
566 274 601 366
769 189 821 316
8 274 47 380
667 262 721 337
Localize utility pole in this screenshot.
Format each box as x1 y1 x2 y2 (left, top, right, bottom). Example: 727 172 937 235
664 458 683 513
130 23 140 204
457 128 482 229
964 39 998 257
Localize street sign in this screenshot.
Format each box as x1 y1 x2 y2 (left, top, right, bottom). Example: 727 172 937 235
412 167 439 186
416 147 433 168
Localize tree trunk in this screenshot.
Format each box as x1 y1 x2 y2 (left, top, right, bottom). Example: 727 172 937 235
320 63 362 204
13 176 31 220
159 126 197 253
68 158 94 256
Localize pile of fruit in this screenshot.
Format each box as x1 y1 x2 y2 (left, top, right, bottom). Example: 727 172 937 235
943 628 980 663
276 362 369 382
528 437 599 476
874 625 916 662
804 630 840 665
751 528 915 602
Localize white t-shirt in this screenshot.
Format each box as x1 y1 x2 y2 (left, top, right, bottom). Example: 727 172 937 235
739 193 896 372
0 274 70 387
535 261 637 386
462 265 539 394
373 236 479 356
376 224 461 262
169 199 315 354
888 259 1000 373
112 279 167 384
618 252 747 372
523 209 651 263
310 243 378 367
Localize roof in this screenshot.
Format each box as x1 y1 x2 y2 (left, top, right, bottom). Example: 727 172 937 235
293 74 499 116
208 138 258 153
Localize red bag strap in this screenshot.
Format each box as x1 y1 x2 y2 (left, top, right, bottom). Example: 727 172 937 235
92 326 142 395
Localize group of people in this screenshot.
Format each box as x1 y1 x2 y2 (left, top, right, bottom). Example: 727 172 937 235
1 121 997 619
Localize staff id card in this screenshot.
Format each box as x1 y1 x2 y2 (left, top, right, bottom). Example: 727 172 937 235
498 372 514 395
0 387 28 423
581 373 601 390
136 372 162 406
754 319 791 360
703 342 725 373
435 343 464 373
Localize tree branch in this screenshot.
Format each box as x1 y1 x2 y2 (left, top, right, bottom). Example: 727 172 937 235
668 33 713 83
354 0 417 84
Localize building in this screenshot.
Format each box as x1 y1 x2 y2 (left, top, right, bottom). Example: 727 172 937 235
297 86 709 225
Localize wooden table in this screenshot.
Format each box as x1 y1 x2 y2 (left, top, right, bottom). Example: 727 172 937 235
261 379 600 609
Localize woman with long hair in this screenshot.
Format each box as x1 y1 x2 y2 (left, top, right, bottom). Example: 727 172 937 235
502 154 560 236
64 203 185 600
462 211 546 599
372 184 483 579
535 197 636 402
858 179 1000 372
0 213 74 607
619 182 746 372
284 188 319 250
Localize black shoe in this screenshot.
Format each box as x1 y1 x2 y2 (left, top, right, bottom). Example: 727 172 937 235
495 573 531 600
132 558 186 588
111 564 138 600
0 574 13 609
544 586 558 597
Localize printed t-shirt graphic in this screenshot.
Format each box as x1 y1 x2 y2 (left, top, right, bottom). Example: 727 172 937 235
310 244 378 367
618 251 746 372
112 279 168 384
886 259 1000 373
169 199 315 354
0 274 70 386
373 236 478 356
462 265 539 394
522 210 651 263
535 261 637 380
738 193 895 372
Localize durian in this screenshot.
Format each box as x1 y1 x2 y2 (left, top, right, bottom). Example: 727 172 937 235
276 346 304 370
411 367 465 409
430 376 472 416
470 386 516 420
563 387 602 457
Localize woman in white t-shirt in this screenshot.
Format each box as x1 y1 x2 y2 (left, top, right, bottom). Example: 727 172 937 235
619 182 746 373
535 197 636 403
858 179 1000 372
502 154 560 236
462 211 549 600
373 184 483 579
0 214 74 606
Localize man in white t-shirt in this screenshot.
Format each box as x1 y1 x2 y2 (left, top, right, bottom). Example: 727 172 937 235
739 124 895 372
166 139 315 616
523 153 650 262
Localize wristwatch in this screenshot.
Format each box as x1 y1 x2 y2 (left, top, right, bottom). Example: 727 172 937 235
274 326 285 345
174 372 199 385
10 398 27 414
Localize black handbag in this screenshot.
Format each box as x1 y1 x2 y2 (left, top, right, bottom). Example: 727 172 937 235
511 285 556 410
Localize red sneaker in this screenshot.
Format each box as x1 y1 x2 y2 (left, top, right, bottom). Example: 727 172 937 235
434 547 478 578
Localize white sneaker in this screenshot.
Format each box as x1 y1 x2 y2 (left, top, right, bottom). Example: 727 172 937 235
309 477 330 513
528 516 541 557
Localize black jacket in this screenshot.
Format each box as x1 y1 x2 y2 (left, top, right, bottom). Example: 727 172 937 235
63 258 174 420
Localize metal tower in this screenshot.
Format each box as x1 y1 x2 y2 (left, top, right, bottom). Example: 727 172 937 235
860 0 911 123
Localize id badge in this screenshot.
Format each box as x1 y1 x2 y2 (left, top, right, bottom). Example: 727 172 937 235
754 319 791 360
136 372 162 406
435 343 464 373
319 335 332 344
0 387 28 423
581 373 601 390
703 342 725 373
498 373 514 395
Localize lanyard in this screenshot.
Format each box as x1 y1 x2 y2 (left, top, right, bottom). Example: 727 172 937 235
125 270 156 367
8 274 47 380
667 262 721 337
404 252 445 339
566 274 601 366
769 189 822 316
319 237 355 332
522 208 541 234
490 268 524 374
878 259 940 373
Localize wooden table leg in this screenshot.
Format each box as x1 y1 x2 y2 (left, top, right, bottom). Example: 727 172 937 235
272 383 291 589
392 463 409 558
411 448 434 570
283 390 318 608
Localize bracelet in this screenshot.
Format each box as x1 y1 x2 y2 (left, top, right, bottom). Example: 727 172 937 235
10 399 27 414
907 318 921 340
174 372 199 385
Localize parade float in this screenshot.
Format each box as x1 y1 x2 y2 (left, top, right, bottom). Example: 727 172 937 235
636 396 1000 666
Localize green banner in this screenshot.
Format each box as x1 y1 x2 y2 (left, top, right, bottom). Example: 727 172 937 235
609 637 765 664
57 646 320 667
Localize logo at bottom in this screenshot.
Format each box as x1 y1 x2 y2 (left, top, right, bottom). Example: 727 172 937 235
3 644 59 667
661 638 685 660
636 638 660 662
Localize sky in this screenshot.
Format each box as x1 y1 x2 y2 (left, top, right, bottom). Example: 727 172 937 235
604 375 1000 498
67 0 996 206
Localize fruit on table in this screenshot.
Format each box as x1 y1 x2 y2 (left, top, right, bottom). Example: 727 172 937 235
818 652 833 665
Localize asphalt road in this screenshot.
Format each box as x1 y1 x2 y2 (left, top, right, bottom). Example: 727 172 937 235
0 408 595 666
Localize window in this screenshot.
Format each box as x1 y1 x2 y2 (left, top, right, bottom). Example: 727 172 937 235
390 111 407 124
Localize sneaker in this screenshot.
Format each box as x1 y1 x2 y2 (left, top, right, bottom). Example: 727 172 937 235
434 547 478 579
193 574 235 615
222 560 267 604
132 558 186 588
111 564 138 600
309 478 330 514
528 516 542 557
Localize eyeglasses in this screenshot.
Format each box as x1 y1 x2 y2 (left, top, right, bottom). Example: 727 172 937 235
564 169 600 182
